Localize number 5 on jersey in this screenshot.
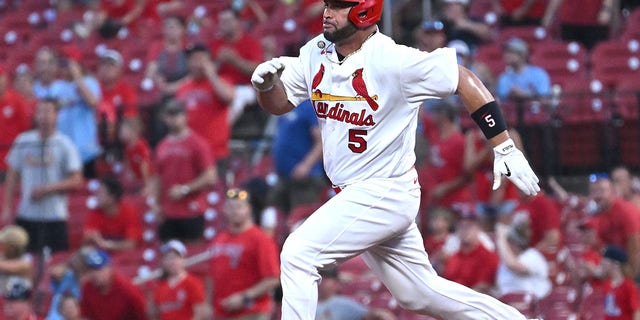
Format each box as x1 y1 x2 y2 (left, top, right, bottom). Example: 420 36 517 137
348 129 367 153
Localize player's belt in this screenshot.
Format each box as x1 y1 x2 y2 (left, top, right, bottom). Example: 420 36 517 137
332 185 343 194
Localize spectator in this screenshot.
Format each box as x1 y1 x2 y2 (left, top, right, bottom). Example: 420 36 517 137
425 100 473 209
175 43 235 166
491 0 548 26
412 19 448 52
145 14 189 97
494 218 551 299
147 99 217 243
32 47 64 100
575 218 607 292
422 207 456 273
96 49 138 150
46 248 88 320
57 294 81 320
82 176 142 252
118 117 153 191
448 40 495 93
509 190 562 260
0 225 33 288
588 173 640 276
2 98 83 253
496 37 551 103
99 0 146 31
316 267 396 320
0 65 32 182
55 45 103 178
2 276 39 320
601 245 640 320
210 188 280 320
141 0 183 22
210 8 264 87
443 208 499 294
79 247 146 320
13 66 37 113
440 0 493 50
610 165 640 208
542 0 615 49
266 99 325 217
149 239 211 320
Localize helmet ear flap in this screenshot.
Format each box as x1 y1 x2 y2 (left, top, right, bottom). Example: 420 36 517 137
347 0 383 28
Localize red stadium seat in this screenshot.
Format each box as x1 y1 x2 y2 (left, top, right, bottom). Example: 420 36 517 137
555 80 612 123
590 39 640 89
536 286 579 319
498 26 548 46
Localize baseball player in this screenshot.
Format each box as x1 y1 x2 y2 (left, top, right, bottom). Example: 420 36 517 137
251 0 541 318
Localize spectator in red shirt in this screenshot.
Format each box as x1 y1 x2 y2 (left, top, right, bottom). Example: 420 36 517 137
150 239 211 320
426 100 473 209
83 176 142 252
148 99 217 243
423 207 456 273
96 49 139 155
443 207 499 294
79 247 146 320
589 174 640 275
118 117 153 190
611 165 640 208
542 0 614 49
0 65 32 181
210 188 280 320
175 43 234 163
576 218 608 292
510 190 562 260
13 66 37 115
601 245 640 320
2 276 40 320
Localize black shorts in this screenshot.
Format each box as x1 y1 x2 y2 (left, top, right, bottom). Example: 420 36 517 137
15 218 69 253
158 215 205 243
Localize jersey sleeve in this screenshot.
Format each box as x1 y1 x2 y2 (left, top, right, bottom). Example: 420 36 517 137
280 53 312 108
401 47 459 103
61 135 83 173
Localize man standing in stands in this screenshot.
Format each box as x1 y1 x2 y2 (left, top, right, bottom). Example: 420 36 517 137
2 98 83 253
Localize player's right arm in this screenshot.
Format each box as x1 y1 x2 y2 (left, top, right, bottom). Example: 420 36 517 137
252 58 296 115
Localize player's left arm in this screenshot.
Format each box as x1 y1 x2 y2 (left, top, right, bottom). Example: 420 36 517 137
456 65 540 196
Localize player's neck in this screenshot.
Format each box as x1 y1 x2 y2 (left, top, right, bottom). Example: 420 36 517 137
334 26 377 59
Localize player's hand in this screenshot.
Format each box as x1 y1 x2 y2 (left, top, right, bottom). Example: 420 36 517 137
251 58 284 92
492 138 540 196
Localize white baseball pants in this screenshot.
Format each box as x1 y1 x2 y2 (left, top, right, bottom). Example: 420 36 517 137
279 169 526 320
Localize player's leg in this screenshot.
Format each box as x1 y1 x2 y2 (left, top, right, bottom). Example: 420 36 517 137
279 171 420 320
361 223 527 320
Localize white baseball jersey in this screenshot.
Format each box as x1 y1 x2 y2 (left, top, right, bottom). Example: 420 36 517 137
280 29 459 187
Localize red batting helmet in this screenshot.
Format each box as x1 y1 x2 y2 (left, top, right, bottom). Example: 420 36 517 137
343 0 383 28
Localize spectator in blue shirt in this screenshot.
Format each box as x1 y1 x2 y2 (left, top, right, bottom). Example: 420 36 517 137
496 37 551 102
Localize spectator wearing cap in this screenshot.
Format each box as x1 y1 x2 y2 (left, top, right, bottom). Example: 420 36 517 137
440 0 493 50
0 225 33 288
601 245 640 319
175 43 235 166
2 98 83 253
442 207 499 294
0 64 32 182
210 188 280 320
146 98 217 243
82 176 142 253
2 276 39 320
79 248 146 320
96 48 139 152
316 267 397 320
496 37 551 103
588 174 640 276
412 19 448 52
149 239 211 320
494 218 551 299
55 44 103 178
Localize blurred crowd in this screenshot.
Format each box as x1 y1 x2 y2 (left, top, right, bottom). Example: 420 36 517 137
0 0 638 319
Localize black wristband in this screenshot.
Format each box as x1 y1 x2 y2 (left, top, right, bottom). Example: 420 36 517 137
471 101 508 139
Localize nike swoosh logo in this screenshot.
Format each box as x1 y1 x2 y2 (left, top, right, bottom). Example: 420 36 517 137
504 163 512 177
